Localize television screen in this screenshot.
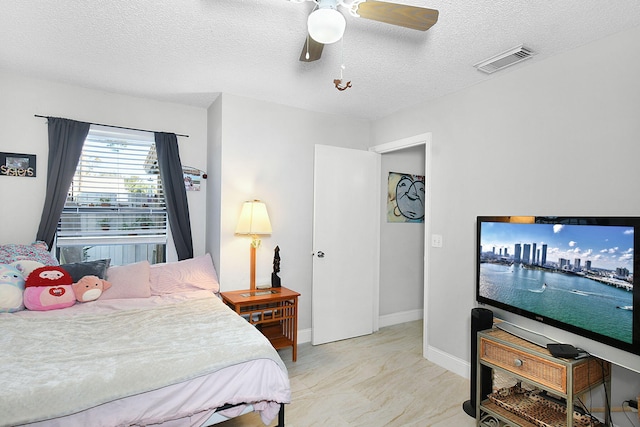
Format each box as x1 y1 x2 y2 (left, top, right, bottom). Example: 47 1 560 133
477 216 639 355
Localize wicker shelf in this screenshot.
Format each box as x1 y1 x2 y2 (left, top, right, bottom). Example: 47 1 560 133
477 328 611 427
480 399 544 427
484 386 603 427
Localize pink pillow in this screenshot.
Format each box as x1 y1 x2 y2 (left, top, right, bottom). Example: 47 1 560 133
102 261 151 300
150 254 219 295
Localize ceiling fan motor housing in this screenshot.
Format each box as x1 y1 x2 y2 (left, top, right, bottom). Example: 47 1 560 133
299 0 439 62
308 0 346 44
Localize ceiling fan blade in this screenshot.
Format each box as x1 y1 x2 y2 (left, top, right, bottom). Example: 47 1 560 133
299 35 324 62
356 0 439 31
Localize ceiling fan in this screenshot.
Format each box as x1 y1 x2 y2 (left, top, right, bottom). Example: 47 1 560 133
291 0 439 62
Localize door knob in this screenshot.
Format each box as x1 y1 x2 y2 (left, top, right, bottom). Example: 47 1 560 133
316 251 325 258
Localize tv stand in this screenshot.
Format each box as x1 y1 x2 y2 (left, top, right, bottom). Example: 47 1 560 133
477 327 611 427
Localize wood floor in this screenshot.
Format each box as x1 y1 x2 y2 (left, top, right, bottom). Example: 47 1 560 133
218 320 476 427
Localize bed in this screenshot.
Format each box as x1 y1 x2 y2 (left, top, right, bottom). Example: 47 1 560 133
0 250 290 427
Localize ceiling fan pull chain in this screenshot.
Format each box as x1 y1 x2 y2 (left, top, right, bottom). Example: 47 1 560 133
340 36 348 80
340 36 344 76
333 78 352 91
333 37 352 91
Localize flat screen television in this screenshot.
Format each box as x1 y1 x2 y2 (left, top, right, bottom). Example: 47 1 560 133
477 216 640 356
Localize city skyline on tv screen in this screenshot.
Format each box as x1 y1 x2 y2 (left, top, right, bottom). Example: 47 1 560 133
480 222 634 273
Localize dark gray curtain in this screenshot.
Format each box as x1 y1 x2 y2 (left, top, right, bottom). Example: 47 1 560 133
36 117 90 249
155 132 194 260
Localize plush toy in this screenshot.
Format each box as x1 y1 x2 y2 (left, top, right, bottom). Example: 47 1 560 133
0 264 25 313
10 260 45 278
72 275 112 302
24 266 76 311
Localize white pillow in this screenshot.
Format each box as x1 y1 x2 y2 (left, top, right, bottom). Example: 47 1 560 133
149 254 219 295
102 260 151 299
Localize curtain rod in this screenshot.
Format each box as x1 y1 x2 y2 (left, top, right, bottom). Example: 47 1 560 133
34 115 189 138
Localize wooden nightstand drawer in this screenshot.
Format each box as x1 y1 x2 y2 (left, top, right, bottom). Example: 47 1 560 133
480 336 567 393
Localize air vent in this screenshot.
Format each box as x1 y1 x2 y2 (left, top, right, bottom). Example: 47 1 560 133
474 45 536 74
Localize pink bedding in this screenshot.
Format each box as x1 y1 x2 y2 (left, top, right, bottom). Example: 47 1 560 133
23 359 286 426
1 291 290 427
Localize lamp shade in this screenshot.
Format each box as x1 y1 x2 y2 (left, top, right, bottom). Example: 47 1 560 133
307 8 346 44
235 200 272 235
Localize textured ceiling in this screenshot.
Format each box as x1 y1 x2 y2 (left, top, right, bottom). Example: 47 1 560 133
1 0 639 120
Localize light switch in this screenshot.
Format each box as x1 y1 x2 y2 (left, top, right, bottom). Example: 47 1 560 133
431 234 443 248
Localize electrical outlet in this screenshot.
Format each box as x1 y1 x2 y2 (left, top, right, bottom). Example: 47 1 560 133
431 234 443 248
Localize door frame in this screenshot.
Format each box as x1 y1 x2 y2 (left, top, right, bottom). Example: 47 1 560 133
370 133 432 356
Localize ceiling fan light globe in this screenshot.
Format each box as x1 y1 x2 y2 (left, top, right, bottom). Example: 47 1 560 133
307 8 345 44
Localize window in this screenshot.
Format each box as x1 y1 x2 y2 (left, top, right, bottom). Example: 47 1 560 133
56 125 166 264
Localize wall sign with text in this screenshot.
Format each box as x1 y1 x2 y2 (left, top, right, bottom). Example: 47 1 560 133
1 152 36 177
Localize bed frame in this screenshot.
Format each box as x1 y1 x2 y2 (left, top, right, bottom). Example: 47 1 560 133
212 403 285 426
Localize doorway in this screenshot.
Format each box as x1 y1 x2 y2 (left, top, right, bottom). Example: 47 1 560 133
370 133 432 357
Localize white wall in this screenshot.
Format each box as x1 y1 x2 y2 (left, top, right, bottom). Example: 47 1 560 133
206 95 223 272
209 93 371 331
371 25 640 417
0 71 209 259
379 146 425 322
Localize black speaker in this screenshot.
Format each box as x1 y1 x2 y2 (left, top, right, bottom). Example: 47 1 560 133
462 307 493 418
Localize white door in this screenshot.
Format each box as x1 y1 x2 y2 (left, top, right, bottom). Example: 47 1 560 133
312 145 380 345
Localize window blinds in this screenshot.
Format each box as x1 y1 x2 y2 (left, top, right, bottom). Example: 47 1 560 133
57 125 167 246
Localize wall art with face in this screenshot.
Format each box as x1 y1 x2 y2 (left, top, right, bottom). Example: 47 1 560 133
387 172 425 223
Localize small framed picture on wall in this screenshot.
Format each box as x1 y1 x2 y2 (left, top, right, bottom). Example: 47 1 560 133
0 152 36 178
182 166 204 191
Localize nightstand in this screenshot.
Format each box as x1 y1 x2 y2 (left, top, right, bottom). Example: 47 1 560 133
220 287 300 362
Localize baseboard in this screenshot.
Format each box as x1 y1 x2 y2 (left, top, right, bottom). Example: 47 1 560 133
298 328 312 344
425 343 470 379
379 309 423 328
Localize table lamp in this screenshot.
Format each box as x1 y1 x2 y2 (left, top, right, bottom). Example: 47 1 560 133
235 200 272 290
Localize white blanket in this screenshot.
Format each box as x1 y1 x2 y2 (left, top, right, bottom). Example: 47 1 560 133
0 295 288 426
